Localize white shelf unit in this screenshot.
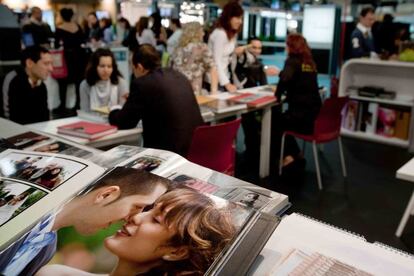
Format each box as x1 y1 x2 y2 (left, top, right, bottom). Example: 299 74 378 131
339 59 414 151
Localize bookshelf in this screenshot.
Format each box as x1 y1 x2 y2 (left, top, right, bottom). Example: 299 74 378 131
339 59 414 150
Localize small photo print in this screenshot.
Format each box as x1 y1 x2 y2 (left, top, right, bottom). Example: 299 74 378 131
33 141 94 159
0 180 47 226
124 156 163 172
90 145 145 168
228 189 270 209
6 132 51 150
0 152 87 190
171 174 219 194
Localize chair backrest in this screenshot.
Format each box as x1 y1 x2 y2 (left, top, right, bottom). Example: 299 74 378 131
313 96 349 142
187 118 241 173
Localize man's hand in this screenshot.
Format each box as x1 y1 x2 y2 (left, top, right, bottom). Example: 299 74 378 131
224 83 237 93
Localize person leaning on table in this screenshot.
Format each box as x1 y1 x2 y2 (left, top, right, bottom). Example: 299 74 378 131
109 44 203 157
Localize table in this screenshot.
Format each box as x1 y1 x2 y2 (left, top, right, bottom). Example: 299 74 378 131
208 85 276 178
26 117 142 149
28 85 275 177
395 157 414 237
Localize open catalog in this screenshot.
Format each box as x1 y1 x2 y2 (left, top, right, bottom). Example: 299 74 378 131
0 145 287 276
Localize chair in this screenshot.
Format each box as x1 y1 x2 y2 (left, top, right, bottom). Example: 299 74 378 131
279 96 349 190
187 118 241 176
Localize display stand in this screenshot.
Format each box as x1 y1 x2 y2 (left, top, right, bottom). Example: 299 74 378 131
339 59 414 151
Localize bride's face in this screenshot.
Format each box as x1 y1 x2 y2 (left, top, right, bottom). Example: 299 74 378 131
104 203 176 263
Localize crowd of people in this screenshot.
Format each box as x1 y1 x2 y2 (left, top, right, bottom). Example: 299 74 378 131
2 0 323 174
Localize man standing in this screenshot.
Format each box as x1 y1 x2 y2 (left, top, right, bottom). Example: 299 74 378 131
109 44 203 157
351 6 377 58
0 168 169 276
3 45 53 124
22 6 53 47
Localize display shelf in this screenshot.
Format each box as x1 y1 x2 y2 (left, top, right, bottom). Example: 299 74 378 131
349 94 414 107
339 59 414 152
341 128 409 147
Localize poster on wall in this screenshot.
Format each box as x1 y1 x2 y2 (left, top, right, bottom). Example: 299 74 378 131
302 5 336 45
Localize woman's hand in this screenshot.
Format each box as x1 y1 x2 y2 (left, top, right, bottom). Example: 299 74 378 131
224 83 237 93
265 65 280 76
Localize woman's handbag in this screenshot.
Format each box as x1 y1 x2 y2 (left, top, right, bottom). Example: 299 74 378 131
50 49 68 79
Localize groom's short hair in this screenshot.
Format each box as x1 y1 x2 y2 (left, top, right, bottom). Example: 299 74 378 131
88 167 170 200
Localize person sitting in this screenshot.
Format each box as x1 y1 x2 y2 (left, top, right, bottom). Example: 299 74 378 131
79 48 128 113
170 22 218 95
231 36 279 89
36 186 236 276
230 36 279 171
109 44 203 156
271 33 322 172
3 45 53 124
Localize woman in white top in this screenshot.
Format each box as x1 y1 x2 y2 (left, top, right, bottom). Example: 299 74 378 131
80 48 128 112
208 1 244 93
135 16 156 47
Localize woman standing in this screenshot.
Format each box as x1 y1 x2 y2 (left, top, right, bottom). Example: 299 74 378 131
79 48 128 112
54 8 86 113
170 22 218 95
208 1 244 92
272 33 322 170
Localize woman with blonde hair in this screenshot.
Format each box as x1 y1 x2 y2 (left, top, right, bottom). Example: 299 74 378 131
36 187 236 276
170 22 218 95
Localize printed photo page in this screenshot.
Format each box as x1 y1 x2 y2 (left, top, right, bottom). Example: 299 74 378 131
0 149 105 250
112 147 289 215
0 166 269 276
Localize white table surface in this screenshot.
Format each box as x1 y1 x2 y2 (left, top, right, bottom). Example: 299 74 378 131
396 158 414 182
26 117 142 148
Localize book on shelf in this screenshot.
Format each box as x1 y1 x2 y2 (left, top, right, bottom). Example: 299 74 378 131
0 147 285 275
394 111 411 140
229 92 277 108
57 121 118 140
342 100 359 131
201 99 247 114
376 106 396 137
249 213 414 275
359 102 379 134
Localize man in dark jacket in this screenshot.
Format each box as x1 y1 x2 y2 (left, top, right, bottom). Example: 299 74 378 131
109 44 203 156
350 6 377 58
3 45 53 124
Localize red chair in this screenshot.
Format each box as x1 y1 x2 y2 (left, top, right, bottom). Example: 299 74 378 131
187 118 241 176
279 96 349 190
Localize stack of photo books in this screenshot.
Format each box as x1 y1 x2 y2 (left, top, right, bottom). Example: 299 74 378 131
0 118 289 275
57 121 118 140
229 92 277 108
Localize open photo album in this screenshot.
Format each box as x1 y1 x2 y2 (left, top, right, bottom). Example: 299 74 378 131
0 148 282 275
0 117 288 275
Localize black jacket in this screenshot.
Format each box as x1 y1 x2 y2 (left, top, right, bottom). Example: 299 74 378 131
7 68 49 124
275 56 321 125
109 68 203 156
